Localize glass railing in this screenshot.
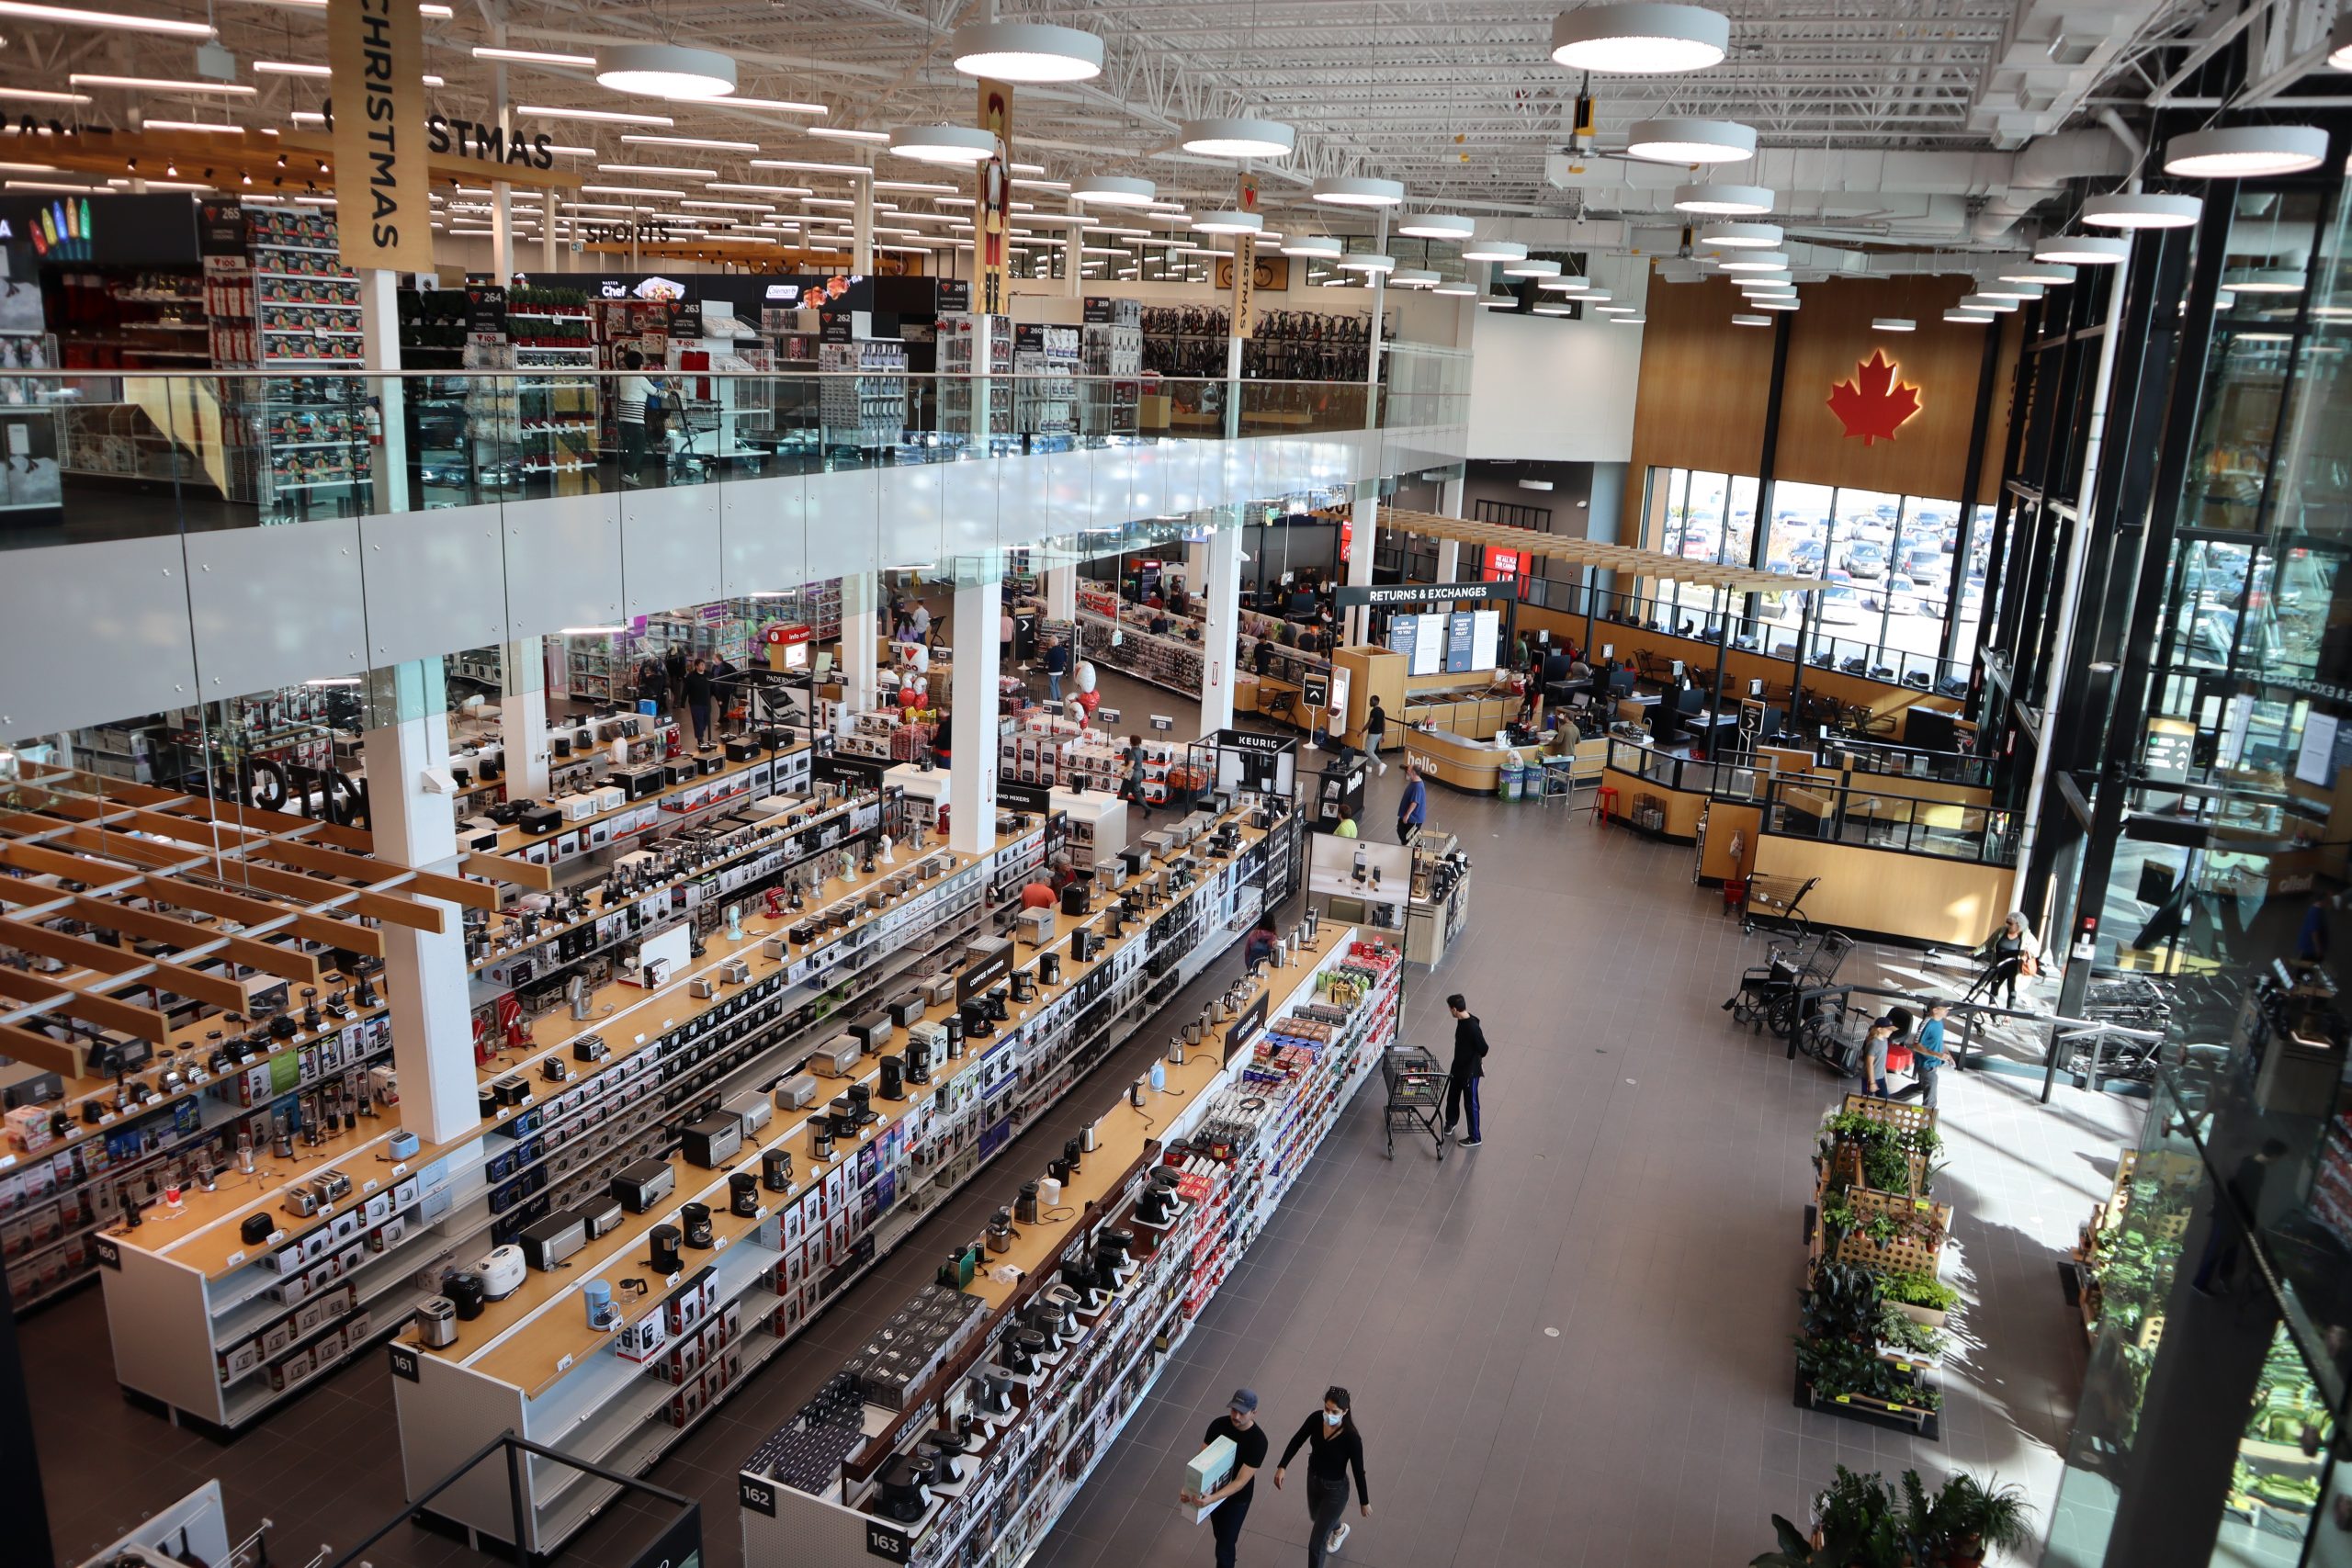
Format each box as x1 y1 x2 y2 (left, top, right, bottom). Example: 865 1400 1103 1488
1600 736 1773 801
1513 576 1975 699
0 368 1391 549
1821 736 1994 787
1756 771 2017 864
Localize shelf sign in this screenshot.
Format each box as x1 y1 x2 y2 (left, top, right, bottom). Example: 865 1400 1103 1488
92 1235 120 1270
738 1476 777 1517
864 1519 914 1562
387 1343 420 1382
327 0 434 273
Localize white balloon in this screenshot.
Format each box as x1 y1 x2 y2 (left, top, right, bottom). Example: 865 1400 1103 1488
1076 661 1098 694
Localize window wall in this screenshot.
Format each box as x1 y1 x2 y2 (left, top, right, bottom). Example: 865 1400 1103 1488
1645 467 1990 675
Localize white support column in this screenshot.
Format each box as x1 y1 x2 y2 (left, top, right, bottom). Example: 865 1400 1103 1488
487 42 514 279
1199 519 1241 737
541 190 558 272
842 572 880 718
853 168 875 274
501 637 549 799
1182 536 1209 604
1344 210 1389 646
1043 564 1076 621
947 569 1002 856
361 660 479 1146
1435 540 1461 583
358 268 410 515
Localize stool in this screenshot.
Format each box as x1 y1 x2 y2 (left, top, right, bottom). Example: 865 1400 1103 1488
1591 785 1619 826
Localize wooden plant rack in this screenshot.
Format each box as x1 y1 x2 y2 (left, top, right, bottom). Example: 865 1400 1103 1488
1830 1189 1952 1277
1792 1369 1943 1440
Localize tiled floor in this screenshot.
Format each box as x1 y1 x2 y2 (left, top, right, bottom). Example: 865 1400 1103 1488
27 669 2143 1568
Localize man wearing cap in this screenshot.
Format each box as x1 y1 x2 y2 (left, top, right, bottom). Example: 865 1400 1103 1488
1180 1387 1269 1568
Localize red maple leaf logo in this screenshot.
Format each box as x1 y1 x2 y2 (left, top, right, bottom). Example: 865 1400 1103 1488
1826 350 1925 446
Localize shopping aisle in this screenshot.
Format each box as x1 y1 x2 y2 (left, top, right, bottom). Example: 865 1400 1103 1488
1022 751 2141 1568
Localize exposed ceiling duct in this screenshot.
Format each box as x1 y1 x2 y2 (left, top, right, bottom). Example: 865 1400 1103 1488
1965 0 2181 147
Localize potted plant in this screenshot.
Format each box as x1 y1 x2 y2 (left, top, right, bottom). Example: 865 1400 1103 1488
1932 1473 2034 1566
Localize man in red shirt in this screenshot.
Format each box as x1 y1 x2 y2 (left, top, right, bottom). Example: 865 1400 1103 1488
1019 875 1057 910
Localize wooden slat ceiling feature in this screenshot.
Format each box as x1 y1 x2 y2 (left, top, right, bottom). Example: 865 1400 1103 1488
1379 507 1822 595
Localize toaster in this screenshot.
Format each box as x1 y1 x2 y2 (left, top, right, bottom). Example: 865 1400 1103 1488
582 1200 626 1239
612 1157 676 1213
847 1013 894 1053
417 1296 459 1348
885 993 928 1028
723 1089 774 1136
519 1210 588 1270
519 804 562 836
809 1036 864 1077
681 1112 743 1168
774 1074 820 1109
1015 908 1056 946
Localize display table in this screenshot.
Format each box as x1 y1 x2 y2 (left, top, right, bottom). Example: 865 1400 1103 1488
736 922 1401 1568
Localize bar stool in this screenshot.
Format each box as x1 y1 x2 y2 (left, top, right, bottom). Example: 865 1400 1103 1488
1591 784 1619 826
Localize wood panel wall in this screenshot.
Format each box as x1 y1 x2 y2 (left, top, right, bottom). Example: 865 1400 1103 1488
1623 273 2024 547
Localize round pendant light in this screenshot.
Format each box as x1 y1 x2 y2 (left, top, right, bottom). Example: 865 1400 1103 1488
1503 257 1562 278
1395 212 1475 240
1389 268 1440 288
949 21 1103 84
2034 233 2130 265
2000 260 2077 285
1462 238 1528 262
1871 317 1917 333
1193 210 1263 234
1549 3 1730 73
1716 249 1788 271
1958 293 2018 313
1433 280 1478 296
1535 275 1591 291
888 125 998 164
1533 304 1575 316
1335 252 1396 274
1698 220 1781 248
1179 118 1295 159
2334 12 2352 69
2080 192 2202 230
1673 182 1772 214
2163 124 2328 179
1625 118 1757 164
1281 234 1343 259
1480 295 1521 309
1313 175 1407 208
1945 310 1995 324
596 44 739 98
1072 175 1156 207
1732 313 1770 326
1976 282 2044 301
1613 315 1646 325
2223 267 2304 294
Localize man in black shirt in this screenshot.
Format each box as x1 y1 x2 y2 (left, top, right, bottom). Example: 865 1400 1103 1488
1181 1387 1268 1568
1444 993 1489 1146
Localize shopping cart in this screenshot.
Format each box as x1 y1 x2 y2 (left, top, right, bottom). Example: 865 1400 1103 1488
1381 1043 1448 1160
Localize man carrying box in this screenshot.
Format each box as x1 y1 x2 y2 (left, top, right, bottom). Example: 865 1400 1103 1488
1179 1386 1269 1568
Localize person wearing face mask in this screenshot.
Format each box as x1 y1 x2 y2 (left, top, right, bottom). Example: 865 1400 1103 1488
1273 1386 1369 1564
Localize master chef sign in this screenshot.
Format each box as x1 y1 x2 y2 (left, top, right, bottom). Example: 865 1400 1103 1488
328 0 434 273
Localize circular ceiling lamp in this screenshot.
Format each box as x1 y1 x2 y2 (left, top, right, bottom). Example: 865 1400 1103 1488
2080 192 2202 230
1535 275 1591 291
949 21 1103 83
1503 256 1563 277
1480 295 1521 309
1549 3 1730 73
1674 182 1771 214
1462 238 1528 262
1396 212 1475 240
2033 233 2130 265
1625 117 1756 164
2223 267 2305 293
1313 175 1407 208
2163 124 2328 179
1179 118 1295 158
1335 251 1396 273
2335 12 2352 69
1072 175 1156 207
888 125 997 164
1716 249 1788 271
1958 293 2018 313
1872 317 1917 333
596 44 738 98
1699 220 1781 248
1732 313 1771 326
1976 282 2044 301
1193 210 1263 234
1433 280 1478 296
1945 310 1995 324
1281 234 1342 259
2000 259 2077 285
1390 268 1440 288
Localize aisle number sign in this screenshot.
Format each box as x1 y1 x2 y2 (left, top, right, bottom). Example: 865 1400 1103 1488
328 0 433 273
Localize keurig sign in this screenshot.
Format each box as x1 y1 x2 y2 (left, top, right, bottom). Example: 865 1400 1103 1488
328 0 433 273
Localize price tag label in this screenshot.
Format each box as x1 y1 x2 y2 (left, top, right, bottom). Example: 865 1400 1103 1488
361 1179 379 1194
0 1155 16 1169
268 1229 286 1246
556 1353 573 1372
98 1112 116 1124
714 1235 729 1250
391 1163 408 1178
226 1250 245 1266
665 1270 682 1288
1834 1394 1850 1404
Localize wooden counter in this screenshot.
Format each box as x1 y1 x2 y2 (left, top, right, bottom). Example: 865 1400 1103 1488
1750 835 2011 946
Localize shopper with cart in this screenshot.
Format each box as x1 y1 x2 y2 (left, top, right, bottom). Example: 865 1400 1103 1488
1442 994 1487 1146
1273 1387 1370 1566
1181 1388 1269 1568
616 350 663 490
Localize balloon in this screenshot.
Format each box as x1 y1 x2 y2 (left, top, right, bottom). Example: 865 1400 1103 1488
1075 660 1097 694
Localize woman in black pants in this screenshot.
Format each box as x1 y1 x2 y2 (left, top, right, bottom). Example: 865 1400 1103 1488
1274 1386 1369 1565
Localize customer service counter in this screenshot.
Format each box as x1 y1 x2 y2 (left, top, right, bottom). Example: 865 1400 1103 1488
1404 726 1549 793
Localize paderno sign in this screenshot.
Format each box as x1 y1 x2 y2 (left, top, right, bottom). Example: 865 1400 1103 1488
328 0 433 273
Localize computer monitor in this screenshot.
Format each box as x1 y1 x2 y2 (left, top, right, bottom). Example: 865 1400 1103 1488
1599 643 1613 661
1536 629 1550 645
1608 669 1635 696
814 651 834 678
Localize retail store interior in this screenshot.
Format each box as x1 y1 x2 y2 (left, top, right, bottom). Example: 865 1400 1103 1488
0 4 2350 1568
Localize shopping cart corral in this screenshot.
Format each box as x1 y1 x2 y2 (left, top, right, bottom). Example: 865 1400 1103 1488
1381 1043 1449 1159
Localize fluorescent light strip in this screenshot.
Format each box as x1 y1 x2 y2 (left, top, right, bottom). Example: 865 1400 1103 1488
519 105 674 127
1011 176 1070 191
70 73 255 94
6 177 107 192
259 61 445 85
682 199 773 211
874 179 956 194
807 127 888 143
474 46 595 66
581 184 685 197
701 96 826 114
0 87 91 103
622 133 759 152
0 2 215 36
749 157 865 175
141 119 245 133
597 164 718 177
706 182 814 196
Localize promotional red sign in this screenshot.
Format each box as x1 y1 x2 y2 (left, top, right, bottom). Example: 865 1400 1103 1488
1827 349 1925 446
